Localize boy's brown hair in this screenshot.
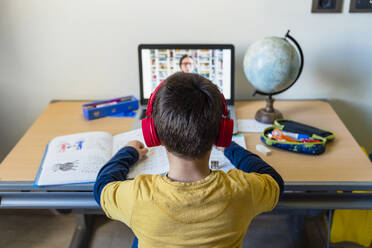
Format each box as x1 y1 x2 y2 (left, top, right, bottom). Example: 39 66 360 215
152 72 223 159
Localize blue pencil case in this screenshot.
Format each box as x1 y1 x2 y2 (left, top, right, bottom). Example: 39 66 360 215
261 119 335 155
82 96 139 120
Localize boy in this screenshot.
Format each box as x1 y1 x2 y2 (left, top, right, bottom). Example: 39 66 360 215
94 72 284 247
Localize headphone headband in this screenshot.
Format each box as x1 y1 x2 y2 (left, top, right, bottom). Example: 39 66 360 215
146 81 165 117
220 93 229 117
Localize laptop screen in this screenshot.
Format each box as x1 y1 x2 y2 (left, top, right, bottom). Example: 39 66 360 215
138 44 234 105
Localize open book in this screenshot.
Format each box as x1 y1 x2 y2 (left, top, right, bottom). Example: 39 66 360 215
34 129 246 186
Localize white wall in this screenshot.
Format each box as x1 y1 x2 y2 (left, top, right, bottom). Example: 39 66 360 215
1 0 372 161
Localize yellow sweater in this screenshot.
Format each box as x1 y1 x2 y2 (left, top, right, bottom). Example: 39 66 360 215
101 169 280 248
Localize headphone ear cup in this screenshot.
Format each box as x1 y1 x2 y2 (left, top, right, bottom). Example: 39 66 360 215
142 117 161 147
215 118 234 147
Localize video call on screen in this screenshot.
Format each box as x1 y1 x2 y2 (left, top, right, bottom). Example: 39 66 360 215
141 48 231 100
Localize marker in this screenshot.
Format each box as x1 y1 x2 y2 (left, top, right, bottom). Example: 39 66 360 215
272 129 298 142
282 131 310 141
95 102 117 108
119 96 132 102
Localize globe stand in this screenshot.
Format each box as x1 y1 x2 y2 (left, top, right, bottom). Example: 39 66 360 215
255 95 283 124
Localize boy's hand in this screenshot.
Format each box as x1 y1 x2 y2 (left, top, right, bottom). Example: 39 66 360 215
215 146 225 153
125 140 148 159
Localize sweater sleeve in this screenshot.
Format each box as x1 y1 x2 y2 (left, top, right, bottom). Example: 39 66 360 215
224 141 284 198
93 146 139 205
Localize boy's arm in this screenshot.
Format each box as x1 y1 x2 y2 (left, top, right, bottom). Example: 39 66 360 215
93 146 139 205
224 141 284 198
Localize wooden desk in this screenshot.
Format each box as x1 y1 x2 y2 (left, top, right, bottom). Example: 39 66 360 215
236 101 372 187
1 100 372 188
0 101 134 182
1 100 372 248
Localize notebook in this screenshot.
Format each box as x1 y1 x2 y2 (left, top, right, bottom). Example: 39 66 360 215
33 129 246 186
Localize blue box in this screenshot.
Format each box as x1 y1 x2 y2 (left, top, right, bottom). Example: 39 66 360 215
82 96 139 120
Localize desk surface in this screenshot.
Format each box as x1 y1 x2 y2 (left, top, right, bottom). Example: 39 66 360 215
1 100 371 185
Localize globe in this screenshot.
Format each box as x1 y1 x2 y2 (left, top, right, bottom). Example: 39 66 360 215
244 37 300 94
242 31 304 123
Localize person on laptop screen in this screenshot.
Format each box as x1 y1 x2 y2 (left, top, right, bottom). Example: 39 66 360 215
179 54 194 73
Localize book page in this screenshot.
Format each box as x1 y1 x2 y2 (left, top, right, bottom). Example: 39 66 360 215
237 119 272 133
112 129 145 155
113 130 246 178
209 134 247 173
127 146 168 179
113 129 169 179
35 132 113 186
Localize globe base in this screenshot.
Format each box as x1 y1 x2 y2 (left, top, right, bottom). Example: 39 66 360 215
255 96 283 124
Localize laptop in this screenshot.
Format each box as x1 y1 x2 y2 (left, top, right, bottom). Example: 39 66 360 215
136 44 237 134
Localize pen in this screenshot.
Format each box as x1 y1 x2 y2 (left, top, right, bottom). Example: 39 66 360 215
281 131 310 141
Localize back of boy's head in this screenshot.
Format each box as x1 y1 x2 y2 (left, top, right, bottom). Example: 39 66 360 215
153 72 223 160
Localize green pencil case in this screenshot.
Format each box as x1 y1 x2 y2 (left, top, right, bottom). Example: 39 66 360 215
261 119 335 155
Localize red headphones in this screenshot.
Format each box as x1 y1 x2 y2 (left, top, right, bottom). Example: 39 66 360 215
142 81 234 148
